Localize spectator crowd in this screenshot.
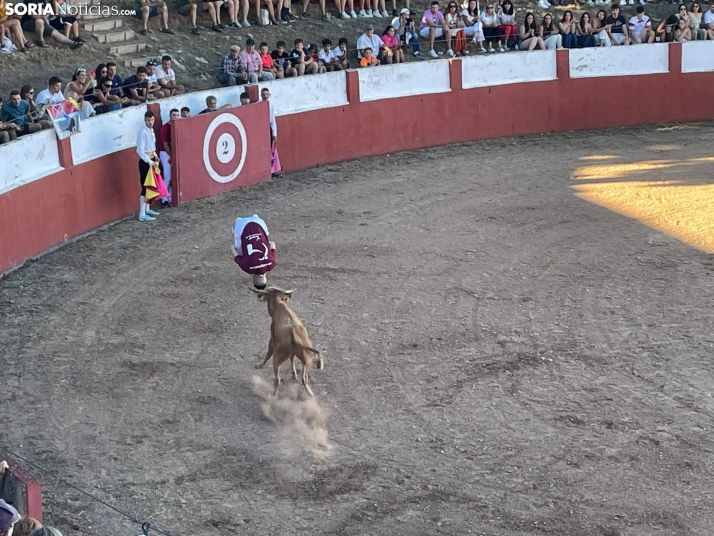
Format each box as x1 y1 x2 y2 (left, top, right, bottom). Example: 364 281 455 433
1 0 714 143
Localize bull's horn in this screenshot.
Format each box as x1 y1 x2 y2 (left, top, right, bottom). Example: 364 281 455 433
284 289 295 295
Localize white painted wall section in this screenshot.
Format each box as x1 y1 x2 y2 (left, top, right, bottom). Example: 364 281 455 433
359 61 450 102
259 71 348 116
461 51 557 89
570 44 669 78
0 129 62 195
681 41 714 73
70 105 149 165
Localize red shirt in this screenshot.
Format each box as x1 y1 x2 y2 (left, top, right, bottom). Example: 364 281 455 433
158 122 171 153
260 53 273 69
234 222 276 275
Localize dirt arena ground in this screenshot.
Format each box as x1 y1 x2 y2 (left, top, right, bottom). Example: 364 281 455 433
2 123 714 536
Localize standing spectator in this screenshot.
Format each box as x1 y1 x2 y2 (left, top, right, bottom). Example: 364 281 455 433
241 38 276 81
445 1 466 55
239 91 251 105
540 13 562 49
217 44 250 86
20 0 83 49
333 37 351 69
0 0 34 50
176 0 200 34
123 66 153 105
605 4 631 45
419 1 453 57
496 0 516 51
520 12 545 50
94 77 125 113
155 55 184 96
704 2 714 39
136 110 163 222
0 498 19 536
49 0 84 43
272 40 298 77
480 3 499 52
688 2 706 40
462 0 485 52
135 0 175 35
20 86 52 129
64 68 97 118
158 108 178 207
358 23 392 62
290 38 320 75
359 46 380 66
260 41 285 78
181 106 191 117
674 16 692 41
261 87 281 177
629 6 654 43
576 12 596 47
592 9 611 46
381 26 405 62
144 60 166 99
199 95 232 113
36 76 65 105
559 10 577 49
318 38 343 70
392 8 420 56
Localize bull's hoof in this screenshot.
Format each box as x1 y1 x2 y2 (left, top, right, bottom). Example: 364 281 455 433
255 363 264 369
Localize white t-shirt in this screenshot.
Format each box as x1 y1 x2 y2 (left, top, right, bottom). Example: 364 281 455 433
318 49 335 63
481 11 498 25
461 9 476 24
498 9 515 24
356 33 385 58
147 73 158 84
154 65 176 84
333 47 346 58
234 215 269 252
36 88 65 105
703 10 714 25
629 15 651 35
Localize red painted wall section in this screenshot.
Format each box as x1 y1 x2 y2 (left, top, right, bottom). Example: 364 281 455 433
0 450 43 523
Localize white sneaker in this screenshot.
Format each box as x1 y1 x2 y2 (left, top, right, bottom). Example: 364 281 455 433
241 19 250 26
447 48 454 57
373 10 383 17
479 46 487 53
639 0 644 3
350 9 357 17
488 47 495 52
381 9 389 16
413 50 420 56
341 10 350 18
628 0 633 4
499 46 505 52
366 9 373 16
429 49 438 57
359 8 368 16
138 214 155 222
537 0 549 7
620 0 625 4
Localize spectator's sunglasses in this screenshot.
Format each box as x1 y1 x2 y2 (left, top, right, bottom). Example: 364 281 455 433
26 90 34 94
679 6 686 10
486 5 493 9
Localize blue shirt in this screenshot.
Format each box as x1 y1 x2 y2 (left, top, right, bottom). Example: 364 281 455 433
1 100 30 127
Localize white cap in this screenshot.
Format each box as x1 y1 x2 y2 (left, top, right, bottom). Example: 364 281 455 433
400 7 410 14
253 274 267 289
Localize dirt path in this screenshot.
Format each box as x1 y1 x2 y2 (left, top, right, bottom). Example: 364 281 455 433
1 124 714 536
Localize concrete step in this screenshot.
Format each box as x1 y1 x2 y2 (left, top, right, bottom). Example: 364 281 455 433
77 12 103 20
124 56 156 68
110 42 147 55
94 29 135 43
83 19 123 32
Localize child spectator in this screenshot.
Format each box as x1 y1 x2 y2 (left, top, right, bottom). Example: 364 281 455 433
381 26 405 62
308 43 327 73
334 37 351 69
181 106 191 117
629 6 654 44
462 0 485 52
358 23 392 62
360 46 380 66
540 13 562 49
260 41 284 78
158 108 178 207
318 38 343 71
239 91 251 105
272 40 298 77
241 38 276 81
290 38 319 75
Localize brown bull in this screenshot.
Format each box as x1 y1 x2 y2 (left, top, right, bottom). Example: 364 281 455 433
251 287 324 396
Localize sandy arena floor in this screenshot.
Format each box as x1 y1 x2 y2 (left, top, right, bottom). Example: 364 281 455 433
1 123 714 536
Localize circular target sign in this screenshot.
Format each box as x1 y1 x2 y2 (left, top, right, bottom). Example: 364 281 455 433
202 113 248 183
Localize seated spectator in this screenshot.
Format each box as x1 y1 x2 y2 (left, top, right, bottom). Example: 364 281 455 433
290 38 319 75
307 43 327 72
199 95 232 114
94 76 126 113
260 41 284 78
12 516 42 536
480 3 499 52
381 26 404 62
445 1 466 55
106 62 125 99
155 55 184 96
20 85 52 129
559 10 577 49
234 0 251 27
656 14 679 42
592 9 610 46
318 38 343 70
240 38 276 81
272 40 298 77
64 68 97 118
255 0 285 26
674 16 691 41
334 37 350 69
703 2 714 39
20 0 83 49
336 0 356 19
462 0 485 52
359 46 380 66
217 0 239 29
144 60 166 99
629 6 654 43
29 527 63 536
0 93 33 137
605 4 630 45
520 12 545 50
372 0 389 19
419 1 453 57
123 66 154 105
496 0 516 51
95 63 108 83
576 12 595 47
0 0 34 49
181 106 191 117
392 8 420 56
540 13 562 49
49 0 84 43
36 76 65 105
239 91 251 105
176 0 200 34
688 2 706 40
135 0 175 35
217 44 250 86
358 23 392 63
300 0 328 21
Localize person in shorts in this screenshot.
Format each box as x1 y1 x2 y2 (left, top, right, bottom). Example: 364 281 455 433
135 0 175 35
605 4 631 45
231 214 277 289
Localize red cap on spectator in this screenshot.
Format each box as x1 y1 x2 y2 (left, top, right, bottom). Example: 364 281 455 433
0 499 20 533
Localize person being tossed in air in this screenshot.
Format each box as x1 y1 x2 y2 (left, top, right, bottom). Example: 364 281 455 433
231 214 277 289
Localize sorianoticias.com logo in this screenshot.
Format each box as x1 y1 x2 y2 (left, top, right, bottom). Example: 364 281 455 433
4 2 133 16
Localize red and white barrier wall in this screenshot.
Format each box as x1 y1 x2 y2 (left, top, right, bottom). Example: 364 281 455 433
1 43 713 275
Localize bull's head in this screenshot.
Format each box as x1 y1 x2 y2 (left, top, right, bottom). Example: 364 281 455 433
251 287 294 314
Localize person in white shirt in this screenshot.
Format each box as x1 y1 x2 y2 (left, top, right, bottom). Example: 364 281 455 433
35 76 66 106
628 6 654 43
318 38 343 71
144 60 166 99
480 3 500 52
154 55 184 96
136 111 162 222
357 23 391 62
704 3 714 39
461 0 485 51
261 87 281 177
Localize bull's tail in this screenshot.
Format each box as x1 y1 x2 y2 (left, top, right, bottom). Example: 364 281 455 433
291 333 323 370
